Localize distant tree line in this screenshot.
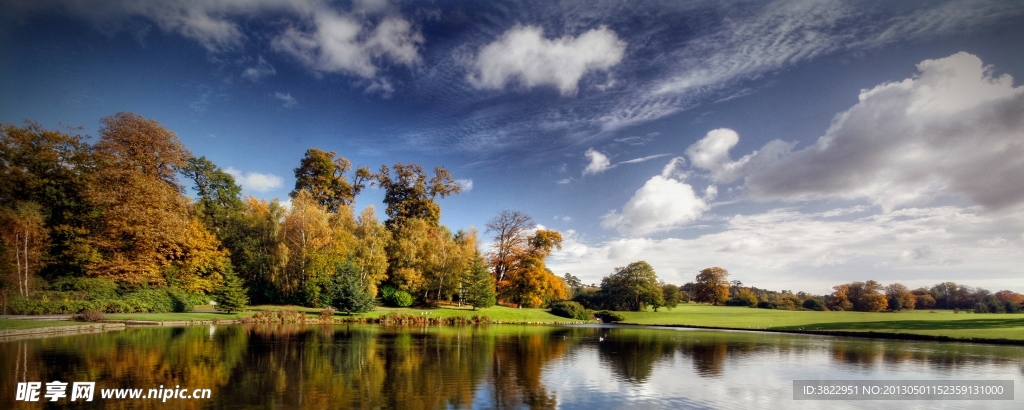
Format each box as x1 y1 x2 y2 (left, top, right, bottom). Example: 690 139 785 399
827 281 1024 313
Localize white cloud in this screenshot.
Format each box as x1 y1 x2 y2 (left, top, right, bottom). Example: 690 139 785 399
601 157 715 236
582 148 610 175
690 52 1024 212
241 55 275 82
274 91 297 108
272 11 422 79
555 178 572 185
456 178 473 192
225 167 283 193
552 205 1024 293
7 0 423 83
468 25 626 95
617 153 672 165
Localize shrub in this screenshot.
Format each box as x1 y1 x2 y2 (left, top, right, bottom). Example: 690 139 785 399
380 286 414 307
320 307 336 320
77 309 106 322
123 289 177 313
50 277 119 299
594 310 625 323
550 301 591 320
802 299 827 311
725 297 755 307
756 301 776 309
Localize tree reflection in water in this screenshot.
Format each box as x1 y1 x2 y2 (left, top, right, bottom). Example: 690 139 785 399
1 324 1023 409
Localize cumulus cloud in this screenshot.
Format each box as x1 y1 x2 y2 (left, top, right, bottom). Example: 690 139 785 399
225 167 283 193
274 92 297 108
601 157 716 236
688 52 1024 212
272 12 422 79
582 148 611 175
468 25 626 95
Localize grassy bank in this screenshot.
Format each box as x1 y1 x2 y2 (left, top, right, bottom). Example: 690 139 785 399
0 318 92 330
617 304 1024 341
98 304 584 324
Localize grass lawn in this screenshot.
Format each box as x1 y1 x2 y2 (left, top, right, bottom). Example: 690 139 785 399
103 304 583 323
0 319 93 330
617 304 1024 341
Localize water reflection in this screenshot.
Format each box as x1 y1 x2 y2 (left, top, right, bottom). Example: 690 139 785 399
1 325 1022 409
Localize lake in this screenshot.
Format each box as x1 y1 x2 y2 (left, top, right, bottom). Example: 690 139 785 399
2 324 1021 409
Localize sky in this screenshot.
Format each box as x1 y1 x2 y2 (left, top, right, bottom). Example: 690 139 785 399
2 0 1023 294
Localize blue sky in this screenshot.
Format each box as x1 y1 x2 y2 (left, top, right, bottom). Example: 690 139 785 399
3 0 1023 293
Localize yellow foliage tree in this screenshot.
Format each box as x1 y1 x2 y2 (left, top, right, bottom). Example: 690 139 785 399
87 113 193 285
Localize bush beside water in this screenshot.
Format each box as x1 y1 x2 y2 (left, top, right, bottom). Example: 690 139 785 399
7 278 204 315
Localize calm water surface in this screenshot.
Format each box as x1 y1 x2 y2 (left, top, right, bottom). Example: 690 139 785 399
1 324 1022 409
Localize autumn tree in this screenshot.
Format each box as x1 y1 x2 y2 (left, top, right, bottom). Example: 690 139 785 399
912 287 937 309
486 210 534 284
280 190 334 304
885 283 916 311
352 206 391 296
384 217 434 297
0 202 48 296
374 163 461 230
850 281 888 312
488 216 567 307
230 197 288 304
291 148 371 213
692 267 730 305
87 112 193 285
599 261 663 311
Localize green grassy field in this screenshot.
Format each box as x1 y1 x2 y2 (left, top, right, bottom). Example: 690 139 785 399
0 318 95 330
616 304 1024 341
8 304 1022 343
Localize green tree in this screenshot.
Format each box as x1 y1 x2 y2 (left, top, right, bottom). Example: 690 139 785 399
181 156 244 235
291 148 371 213
374 163 461 230
214 271 248 313
463 257 496 310
1 121 97 278
600 261 663 311
661 283 681 311
563 273 583 298
327 260 376 314
692 267 730 305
